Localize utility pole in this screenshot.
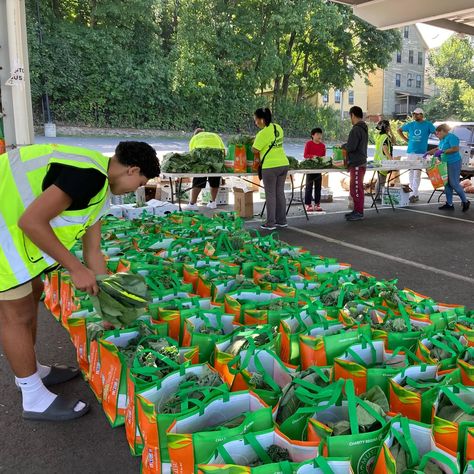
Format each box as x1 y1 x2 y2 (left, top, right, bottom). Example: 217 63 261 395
0 0 35 148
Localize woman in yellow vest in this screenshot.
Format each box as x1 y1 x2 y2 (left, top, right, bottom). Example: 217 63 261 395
373 120 396 202
252 108 289 230
0 141 159 421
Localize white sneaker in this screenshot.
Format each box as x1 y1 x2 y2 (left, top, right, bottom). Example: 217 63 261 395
187 203 199 210
207 201 217 209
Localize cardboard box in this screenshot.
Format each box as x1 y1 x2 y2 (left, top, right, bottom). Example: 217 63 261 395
382 186 410 207
322 174 329 188
160 185 189 203
199 187 229 205
233 188 254 218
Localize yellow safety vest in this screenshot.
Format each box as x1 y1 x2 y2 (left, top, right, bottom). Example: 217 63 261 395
0 144 110 291
374 133 389 164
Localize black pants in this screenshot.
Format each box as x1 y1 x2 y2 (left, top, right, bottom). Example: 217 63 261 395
305 173 322 205
192 177 221 188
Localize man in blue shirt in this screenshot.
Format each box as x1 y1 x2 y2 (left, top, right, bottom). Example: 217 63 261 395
398 108 435 203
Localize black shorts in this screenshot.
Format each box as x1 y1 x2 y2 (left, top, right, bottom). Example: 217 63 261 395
192 177 221 189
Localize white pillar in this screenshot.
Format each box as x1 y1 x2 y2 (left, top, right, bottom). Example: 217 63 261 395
1 0 34 147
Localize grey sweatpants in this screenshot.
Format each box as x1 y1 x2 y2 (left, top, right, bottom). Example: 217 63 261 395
262 166 289 226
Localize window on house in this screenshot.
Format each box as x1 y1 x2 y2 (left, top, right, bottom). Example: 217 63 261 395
396 51 402 63
348 90 354 105
334 89 341 104
416 74 422 88
409 50 414 64
404 26 409 38
395 74 401 87
322 91 328 103
407 73 413 87
418 51 423 65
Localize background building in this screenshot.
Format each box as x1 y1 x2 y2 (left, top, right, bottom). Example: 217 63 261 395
367 24 430 119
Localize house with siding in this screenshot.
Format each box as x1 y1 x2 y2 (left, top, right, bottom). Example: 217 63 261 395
367 24 430 119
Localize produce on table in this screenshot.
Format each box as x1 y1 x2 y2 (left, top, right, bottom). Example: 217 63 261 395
161 148 225 173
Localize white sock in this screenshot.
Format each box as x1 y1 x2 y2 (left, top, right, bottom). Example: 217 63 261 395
16 372 57 412
16 372 86 413
36 360 51 379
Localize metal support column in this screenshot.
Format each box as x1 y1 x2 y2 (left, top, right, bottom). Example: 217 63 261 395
0 0 34 148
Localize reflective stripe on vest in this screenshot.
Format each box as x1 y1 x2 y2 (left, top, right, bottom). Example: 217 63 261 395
374 134 388 163
0 144 110 291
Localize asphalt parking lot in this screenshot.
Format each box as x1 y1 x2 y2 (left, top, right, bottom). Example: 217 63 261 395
1 187 473 474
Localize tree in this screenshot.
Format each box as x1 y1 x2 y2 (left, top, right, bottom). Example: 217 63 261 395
424 35 474 121
428 35 474 87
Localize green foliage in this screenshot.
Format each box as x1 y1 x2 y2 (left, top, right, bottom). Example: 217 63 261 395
429 36 474 87
26 0 400 134
424 35 474 121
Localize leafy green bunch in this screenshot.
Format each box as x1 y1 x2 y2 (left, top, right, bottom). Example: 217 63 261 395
227 135 254 146
91 273 151 327
250 444 291 466
299 157 332 169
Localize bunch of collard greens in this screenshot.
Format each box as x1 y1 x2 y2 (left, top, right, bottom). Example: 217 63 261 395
257 299 299 311
436 392 474 424
427 334 463 361
91 273 151 326
373 317 408 333
161 149 225 173
299 157 332 169
398 377 438 394
225 325 278 357
249 445 291 466
232 275 258 292
157 366 223 414
287 156 299 170
389 439 450 473
227 134 254 146
120 336 179 377
324 386 388 436
277 368 331 424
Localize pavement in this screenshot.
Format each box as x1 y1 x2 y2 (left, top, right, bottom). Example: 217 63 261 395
1 136 473 473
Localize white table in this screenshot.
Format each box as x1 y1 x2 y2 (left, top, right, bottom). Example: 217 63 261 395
162 163 433 219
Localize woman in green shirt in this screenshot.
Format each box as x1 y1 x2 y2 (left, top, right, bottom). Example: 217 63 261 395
252 108 289 230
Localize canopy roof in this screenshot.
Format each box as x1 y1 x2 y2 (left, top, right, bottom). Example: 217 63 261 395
333 0 474 35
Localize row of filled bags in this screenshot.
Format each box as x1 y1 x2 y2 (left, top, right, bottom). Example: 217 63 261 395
42 211 474 473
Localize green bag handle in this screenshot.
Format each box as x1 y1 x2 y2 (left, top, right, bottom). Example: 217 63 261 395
132 348 181 371
345 338 377 367
310 456 341 474
426 337 459 358
438 385 474 414
390 417 420 467
417 450 459 474
345 379 387 436
249 351 283 393
403 377 438 390
242 432 273 464
186 310 226 332
291 380 347 418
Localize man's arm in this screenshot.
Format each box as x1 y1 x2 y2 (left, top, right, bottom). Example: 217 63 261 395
82 220 107 276
397 127 408 143
18 185 99 295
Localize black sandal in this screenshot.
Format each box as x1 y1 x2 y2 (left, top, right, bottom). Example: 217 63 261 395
23 394 90 421
41 365 80 387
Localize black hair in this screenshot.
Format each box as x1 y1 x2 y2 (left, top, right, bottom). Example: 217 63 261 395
254 108 272 126
311 127 323 136
114 141 160 179
349 106 363 119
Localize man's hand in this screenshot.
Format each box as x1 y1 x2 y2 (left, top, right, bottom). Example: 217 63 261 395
70 264 99 295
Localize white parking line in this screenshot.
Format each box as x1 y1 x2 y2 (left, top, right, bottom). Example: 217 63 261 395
287 226 474 284
398 207 474 224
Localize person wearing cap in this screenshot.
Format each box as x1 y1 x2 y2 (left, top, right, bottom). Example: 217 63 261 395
187 128 226 210
425 123 470 212
397 108 435 203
